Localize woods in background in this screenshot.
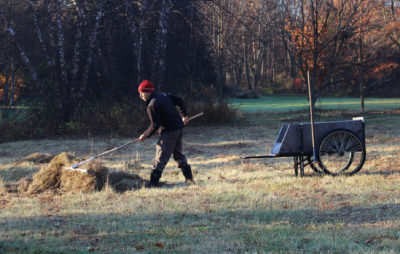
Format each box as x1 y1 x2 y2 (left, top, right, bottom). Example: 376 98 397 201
0 0 399 140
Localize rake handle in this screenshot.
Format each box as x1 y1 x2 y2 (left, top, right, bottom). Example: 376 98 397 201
71 138 140 168
186 112 204 123
71 113 204 168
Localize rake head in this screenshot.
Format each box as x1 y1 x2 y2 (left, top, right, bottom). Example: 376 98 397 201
63 166 88 173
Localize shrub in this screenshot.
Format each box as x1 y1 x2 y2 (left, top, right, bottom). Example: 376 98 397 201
0 95 239 142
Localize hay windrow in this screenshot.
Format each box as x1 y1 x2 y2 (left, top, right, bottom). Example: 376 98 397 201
60 161 108 193
27 152 76 194
19 152 55 164
10 152 145 195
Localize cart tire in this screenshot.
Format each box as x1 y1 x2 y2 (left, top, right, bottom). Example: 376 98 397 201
317 129 366 176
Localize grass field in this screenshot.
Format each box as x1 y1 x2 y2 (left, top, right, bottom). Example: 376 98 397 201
231 95 400 112
1 96 400 253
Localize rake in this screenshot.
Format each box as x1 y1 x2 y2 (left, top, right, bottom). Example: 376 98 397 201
64 138 141 173
64 112 204 172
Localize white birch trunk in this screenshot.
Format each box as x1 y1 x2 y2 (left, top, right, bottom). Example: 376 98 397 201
71 0 87 81
0 8 39 83
153 0 171 92
46 1 57 67
28 0 51 66
137 0 147 84
125 0 147 83
125 0 140 82
55 0 68 83
81 7 104 91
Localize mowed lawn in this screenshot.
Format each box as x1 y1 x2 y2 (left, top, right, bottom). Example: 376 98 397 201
1 96 400 253
231 95 400 112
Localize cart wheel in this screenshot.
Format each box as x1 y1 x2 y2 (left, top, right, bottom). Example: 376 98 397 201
294 156 299 176
306 156 323 173
317 130 366 176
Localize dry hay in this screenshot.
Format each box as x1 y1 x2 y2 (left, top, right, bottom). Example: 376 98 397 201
4 176 32 193
27 152 108 194
19 152 55 164
27 152 75 194
107 171 145 193
6 152 144 195
0 176 6 195
60 160 108 193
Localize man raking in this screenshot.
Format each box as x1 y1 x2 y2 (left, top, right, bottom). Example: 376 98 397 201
138 80 194 187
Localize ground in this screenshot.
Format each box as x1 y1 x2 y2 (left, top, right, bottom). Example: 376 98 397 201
1 97 400 253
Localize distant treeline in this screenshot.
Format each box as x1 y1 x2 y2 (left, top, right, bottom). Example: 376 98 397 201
0 0 399 140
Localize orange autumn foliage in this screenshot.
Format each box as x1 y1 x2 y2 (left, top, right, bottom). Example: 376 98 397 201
0 74 24 104
372 62 399 79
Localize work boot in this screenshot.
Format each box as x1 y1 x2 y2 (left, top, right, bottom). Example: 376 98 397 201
180 165 195 184
145 169 161 188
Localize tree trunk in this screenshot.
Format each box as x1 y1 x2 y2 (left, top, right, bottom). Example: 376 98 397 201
55 0 68 84
0 8 39 86
10 71 15 106
3 73 9 106
28 0 51 66
243 35 251 91
46 1 56 67
137 0 147 84
71 0 87 81
153 0 172 92
81 7 104 91
125 0 139 83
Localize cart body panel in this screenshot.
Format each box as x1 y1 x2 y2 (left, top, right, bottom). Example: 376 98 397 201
270 119 365 157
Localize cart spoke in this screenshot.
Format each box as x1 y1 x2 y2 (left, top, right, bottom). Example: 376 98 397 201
318 130 366 175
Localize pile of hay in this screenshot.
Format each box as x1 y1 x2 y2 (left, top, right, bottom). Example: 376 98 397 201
5 152 147 195
27 152 108 194
60 160 108 193
19 152 54 164
108 172 145 193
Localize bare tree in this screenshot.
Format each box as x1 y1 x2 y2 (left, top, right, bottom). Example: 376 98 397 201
0 7 39 85
152 0 172 92
280 0 376 108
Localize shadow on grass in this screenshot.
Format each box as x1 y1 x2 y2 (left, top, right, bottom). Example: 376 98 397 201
357 169 400 176
1 202 400 253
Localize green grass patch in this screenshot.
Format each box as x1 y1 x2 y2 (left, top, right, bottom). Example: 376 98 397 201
230 95 400 112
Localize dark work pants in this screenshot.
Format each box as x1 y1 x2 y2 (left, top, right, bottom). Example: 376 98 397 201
153 129 189 177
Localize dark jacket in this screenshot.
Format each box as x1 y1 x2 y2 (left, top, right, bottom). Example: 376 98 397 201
142 92 187 138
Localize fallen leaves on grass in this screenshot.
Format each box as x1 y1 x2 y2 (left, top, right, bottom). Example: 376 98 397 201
155 242 164 248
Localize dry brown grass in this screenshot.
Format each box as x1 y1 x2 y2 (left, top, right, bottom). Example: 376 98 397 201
18 152 54 164
1 112 400 253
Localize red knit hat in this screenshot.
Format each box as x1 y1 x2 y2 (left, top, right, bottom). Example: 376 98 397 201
138 80 155 93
